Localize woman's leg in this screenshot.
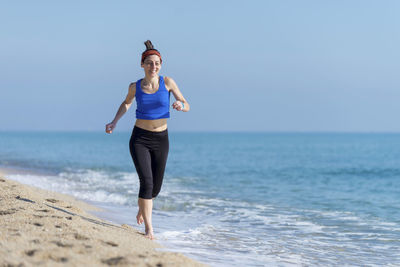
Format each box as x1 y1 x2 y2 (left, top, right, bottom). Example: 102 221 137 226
138 197 154 239
132 147 155 238
136 198 144 225
129 130 155 239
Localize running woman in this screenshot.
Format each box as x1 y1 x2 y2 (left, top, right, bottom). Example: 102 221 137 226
105 40 190 240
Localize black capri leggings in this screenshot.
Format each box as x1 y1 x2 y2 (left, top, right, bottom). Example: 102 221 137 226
129 126 169 199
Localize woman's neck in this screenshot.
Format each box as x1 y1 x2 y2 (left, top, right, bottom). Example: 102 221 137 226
143 75 159 86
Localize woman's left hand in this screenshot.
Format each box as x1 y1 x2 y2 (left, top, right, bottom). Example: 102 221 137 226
172 101 184 111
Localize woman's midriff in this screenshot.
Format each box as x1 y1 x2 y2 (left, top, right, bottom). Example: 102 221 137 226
135 118 168 132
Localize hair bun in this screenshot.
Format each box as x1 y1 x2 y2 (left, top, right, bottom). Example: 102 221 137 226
144 40 155 50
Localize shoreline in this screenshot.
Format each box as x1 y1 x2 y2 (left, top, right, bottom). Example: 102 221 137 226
0 170 207 266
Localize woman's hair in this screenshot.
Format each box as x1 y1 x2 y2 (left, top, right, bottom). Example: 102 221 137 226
141 40 162 64
144 40 156 50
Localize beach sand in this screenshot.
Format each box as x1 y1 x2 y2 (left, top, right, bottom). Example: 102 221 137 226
0 173 207 266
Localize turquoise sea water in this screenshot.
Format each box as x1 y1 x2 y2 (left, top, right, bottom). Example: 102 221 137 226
1 131 400 266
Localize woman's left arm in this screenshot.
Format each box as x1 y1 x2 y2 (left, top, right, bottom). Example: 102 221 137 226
165 76 190 112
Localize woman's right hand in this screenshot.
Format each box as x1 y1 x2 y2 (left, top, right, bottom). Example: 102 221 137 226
105 122 117 134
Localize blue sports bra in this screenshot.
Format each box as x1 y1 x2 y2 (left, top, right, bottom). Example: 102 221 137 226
135 76 170 120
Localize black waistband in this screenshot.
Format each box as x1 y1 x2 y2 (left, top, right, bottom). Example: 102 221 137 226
132 125 168 136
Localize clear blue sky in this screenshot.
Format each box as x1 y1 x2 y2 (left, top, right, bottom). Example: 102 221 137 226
1 0 399 132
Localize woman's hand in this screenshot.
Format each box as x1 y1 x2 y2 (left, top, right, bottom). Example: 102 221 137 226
172 101 184 111
105 122 117 134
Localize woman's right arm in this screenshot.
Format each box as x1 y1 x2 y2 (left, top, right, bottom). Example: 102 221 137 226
105 82 136 134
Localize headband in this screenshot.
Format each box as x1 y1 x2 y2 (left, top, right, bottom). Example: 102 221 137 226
141 49 162 64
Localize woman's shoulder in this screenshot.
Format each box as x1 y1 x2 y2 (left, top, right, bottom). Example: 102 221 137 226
163 76 174 83
128 81 138 94
163 76 177 89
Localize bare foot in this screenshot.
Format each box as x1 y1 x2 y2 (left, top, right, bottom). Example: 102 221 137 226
136 210 144 225
145 229 155 240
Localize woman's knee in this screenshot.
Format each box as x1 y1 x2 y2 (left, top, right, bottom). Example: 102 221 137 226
152 188 161 198
139 179 153 199
139 188 153 199
151 174 164 198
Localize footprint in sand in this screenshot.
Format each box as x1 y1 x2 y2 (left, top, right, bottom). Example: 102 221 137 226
101 256 127 265
0 208 17 215
55 222 68 229
51 241 73 248
74 233 89 240
45 198 59 203
35 209 50 213
50 255 69 263
25 249 38 256
101 240 119 247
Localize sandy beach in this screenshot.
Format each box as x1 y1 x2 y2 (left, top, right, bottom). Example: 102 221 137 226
0 172 207 267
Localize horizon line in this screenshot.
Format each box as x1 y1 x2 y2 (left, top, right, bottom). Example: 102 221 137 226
2 130 400 134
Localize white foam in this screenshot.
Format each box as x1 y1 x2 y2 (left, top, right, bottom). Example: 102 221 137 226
5 170 136 205
159 231 182 239
72 190 128 205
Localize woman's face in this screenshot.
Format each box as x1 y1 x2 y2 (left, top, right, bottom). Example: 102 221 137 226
141 55 162 77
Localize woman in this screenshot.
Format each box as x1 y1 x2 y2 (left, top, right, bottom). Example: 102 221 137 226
105 40 189 240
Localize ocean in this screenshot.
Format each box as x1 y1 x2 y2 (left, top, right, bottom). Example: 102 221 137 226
0 131 399 266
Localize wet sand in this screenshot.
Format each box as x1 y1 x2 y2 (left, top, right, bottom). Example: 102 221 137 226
0 174 207 266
